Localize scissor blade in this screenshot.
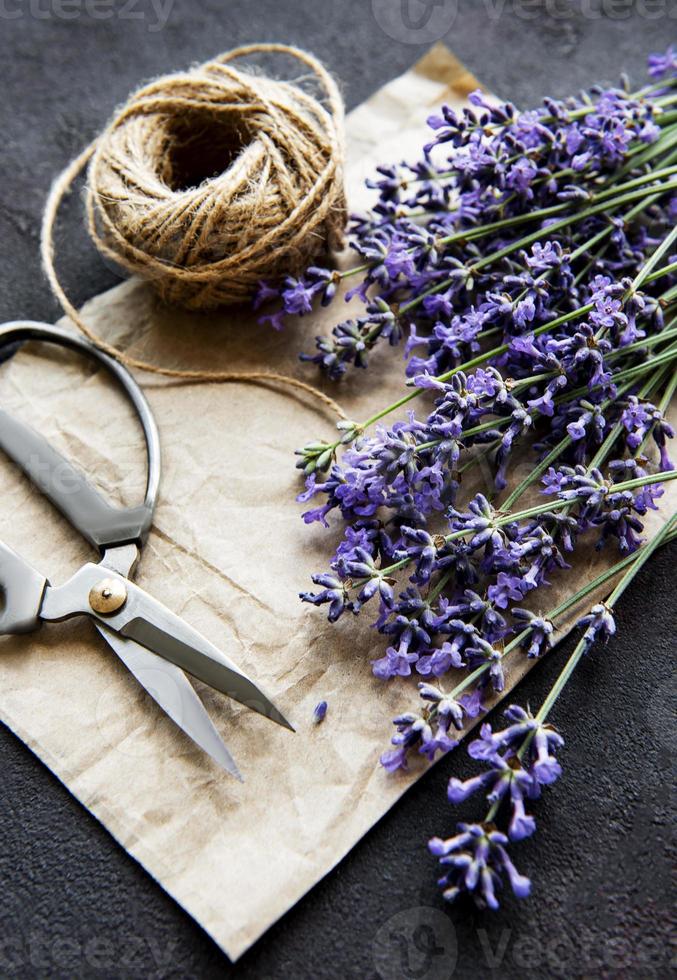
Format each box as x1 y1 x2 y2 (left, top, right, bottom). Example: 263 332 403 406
40 563 295 733
95 623 243 781
121 612 294 733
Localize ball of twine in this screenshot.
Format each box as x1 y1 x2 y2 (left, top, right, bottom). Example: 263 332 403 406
40 44 349 420
85 43 347 310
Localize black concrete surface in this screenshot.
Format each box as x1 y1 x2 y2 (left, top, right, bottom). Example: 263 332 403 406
0 2 675 977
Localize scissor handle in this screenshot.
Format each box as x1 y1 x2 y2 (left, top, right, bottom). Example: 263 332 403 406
0 321 161 551
0 541 47 635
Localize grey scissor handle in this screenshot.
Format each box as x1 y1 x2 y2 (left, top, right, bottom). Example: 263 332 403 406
0 321 161 551
0 541 47 634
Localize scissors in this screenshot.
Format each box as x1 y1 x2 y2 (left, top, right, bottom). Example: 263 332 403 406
0 321 293 780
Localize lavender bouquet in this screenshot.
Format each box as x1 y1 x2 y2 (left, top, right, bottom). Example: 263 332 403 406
259 48 677 911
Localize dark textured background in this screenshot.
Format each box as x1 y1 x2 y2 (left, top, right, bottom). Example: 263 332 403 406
0 1 675 977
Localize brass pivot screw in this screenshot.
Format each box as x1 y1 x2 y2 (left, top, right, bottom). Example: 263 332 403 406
89 577 128 615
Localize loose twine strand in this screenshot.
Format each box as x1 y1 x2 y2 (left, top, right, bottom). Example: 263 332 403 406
40 44 348 420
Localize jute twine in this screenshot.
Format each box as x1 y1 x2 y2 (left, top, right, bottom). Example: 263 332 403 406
41 44 348 420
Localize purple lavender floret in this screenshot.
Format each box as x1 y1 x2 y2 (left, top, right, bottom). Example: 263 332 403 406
618 399 675 470
416 622 473 678
429 823 531 909
648 45 677 79
380 713 429 771
313 701 328 724
447 755 539 842
440 704 564 855
512 609 556 658
380 685 462 771
299 573 355 623
469 706 564 784
577 602 616 654
380 680 477 771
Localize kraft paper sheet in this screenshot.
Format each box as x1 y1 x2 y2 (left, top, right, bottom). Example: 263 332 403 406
0 45 674 961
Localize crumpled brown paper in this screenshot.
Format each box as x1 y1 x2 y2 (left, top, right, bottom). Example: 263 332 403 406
0 45 674 961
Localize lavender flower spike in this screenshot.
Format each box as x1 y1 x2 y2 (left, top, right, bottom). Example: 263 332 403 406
429 823 531 909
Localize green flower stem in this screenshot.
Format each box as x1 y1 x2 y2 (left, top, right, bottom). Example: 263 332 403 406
469 179 677 276
571 230 611 273
426 569 456 605
533 511 677 727
634 77 677 98
501 434 573 512
629 224 677 292
457 439 502 477
617 123 677 176
643 259 677 286
594 342 677 383
658 367 677 412
395 85 676 192
502 346 676 526
431 166 677 252
340 121 677 294
339 262 370 281
662 283 677 305
369 338 677 477
443 662 489 702
436 522 677 714
354 262 677 441
364 470 677 584
655 91 677 108
398 177 677 318
569 218 626 263
484 797 503 824
399 275 455 314
501 362 669 512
